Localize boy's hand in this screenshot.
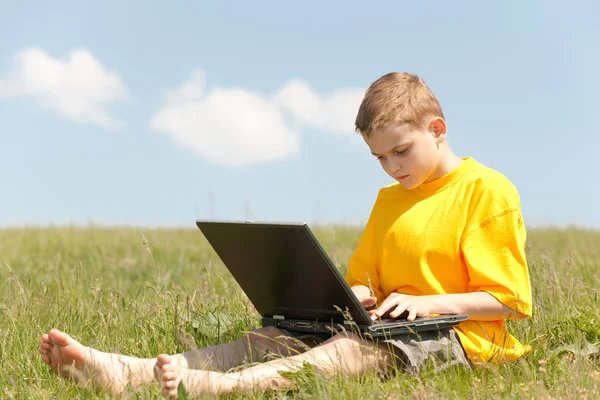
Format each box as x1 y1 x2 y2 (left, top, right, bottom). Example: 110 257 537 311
351 285 377 309
369 293 433 322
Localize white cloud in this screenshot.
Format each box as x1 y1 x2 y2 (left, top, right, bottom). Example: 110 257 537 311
150 70 300 168
273 79 365 134
150 70 365 168
0 47 127 128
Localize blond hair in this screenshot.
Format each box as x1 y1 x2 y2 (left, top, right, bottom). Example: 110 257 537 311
355 72 445 138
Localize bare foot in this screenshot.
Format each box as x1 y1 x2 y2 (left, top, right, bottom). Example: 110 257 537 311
154 354 236 398
39 329 155 393
154 354 181 399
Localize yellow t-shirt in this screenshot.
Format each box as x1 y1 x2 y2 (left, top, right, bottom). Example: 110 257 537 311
345 157 532 365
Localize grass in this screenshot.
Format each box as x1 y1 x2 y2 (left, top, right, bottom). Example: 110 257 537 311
1 225 599 399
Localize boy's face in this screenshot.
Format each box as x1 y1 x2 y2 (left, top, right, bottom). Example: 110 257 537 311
365 119 446 190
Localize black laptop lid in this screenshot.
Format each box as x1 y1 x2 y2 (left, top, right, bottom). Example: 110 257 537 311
196 220 371 324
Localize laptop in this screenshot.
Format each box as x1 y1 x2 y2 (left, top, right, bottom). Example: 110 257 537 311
195 220 468 338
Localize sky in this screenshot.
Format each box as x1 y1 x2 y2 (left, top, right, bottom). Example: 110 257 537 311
1 1 599 229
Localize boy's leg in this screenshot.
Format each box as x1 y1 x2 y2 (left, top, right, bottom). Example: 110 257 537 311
179 326 315 370
39 326 308 394
155 331 400 398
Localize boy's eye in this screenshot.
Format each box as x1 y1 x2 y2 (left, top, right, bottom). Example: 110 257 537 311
395 148 410 156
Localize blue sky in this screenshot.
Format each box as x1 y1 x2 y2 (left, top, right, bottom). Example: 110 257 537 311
2 1 599 228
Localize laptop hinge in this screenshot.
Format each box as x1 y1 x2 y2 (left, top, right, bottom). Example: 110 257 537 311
272 315 285 320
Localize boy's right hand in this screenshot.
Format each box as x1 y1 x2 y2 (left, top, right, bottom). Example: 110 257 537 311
351 285 377 309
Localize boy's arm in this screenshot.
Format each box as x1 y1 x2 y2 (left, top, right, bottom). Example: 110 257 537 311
372 209 532 322
369 291 525 321
461 208 532 319
425 292 527 320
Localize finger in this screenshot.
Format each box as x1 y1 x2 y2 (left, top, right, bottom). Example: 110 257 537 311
389 301 409 318
386 305 399 318
361 296 376 308
371 304 391 320
407 307 418 322
371 304 394 320
372 299 401 320
389 304 408 319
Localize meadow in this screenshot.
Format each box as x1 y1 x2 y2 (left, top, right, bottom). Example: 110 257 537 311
1 225 599 399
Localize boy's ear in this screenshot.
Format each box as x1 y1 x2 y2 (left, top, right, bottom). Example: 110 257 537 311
429 117 447 143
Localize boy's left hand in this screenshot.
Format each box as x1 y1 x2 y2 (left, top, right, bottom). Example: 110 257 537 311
369 293 433 322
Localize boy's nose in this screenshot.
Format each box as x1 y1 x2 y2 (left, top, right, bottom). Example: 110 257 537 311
388 160 403 174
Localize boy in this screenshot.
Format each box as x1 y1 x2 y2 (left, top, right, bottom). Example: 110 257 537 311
39 72 532 398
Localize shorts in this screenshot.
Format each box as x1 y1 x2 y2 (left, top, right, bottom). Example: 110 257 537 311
280 327 471 375
382 328 472 374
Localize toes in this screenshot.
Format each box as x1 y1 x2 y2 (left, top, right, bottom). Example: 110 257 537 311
160 379 177 398
42 355 52 365
162 371 176 382
154 354 182 397
156 354 171 367
163 387 178 399
48 329 70 346
40 334 52 355
161 363 175 374
163 379 176 390
39 343 52 359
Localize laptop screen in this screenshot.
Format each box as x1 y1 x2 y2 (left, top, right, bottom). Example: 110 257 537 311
196 220 371 324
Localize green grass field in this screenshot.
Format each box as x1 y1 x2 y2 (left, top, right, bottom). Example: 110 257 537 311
1 225 599 399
